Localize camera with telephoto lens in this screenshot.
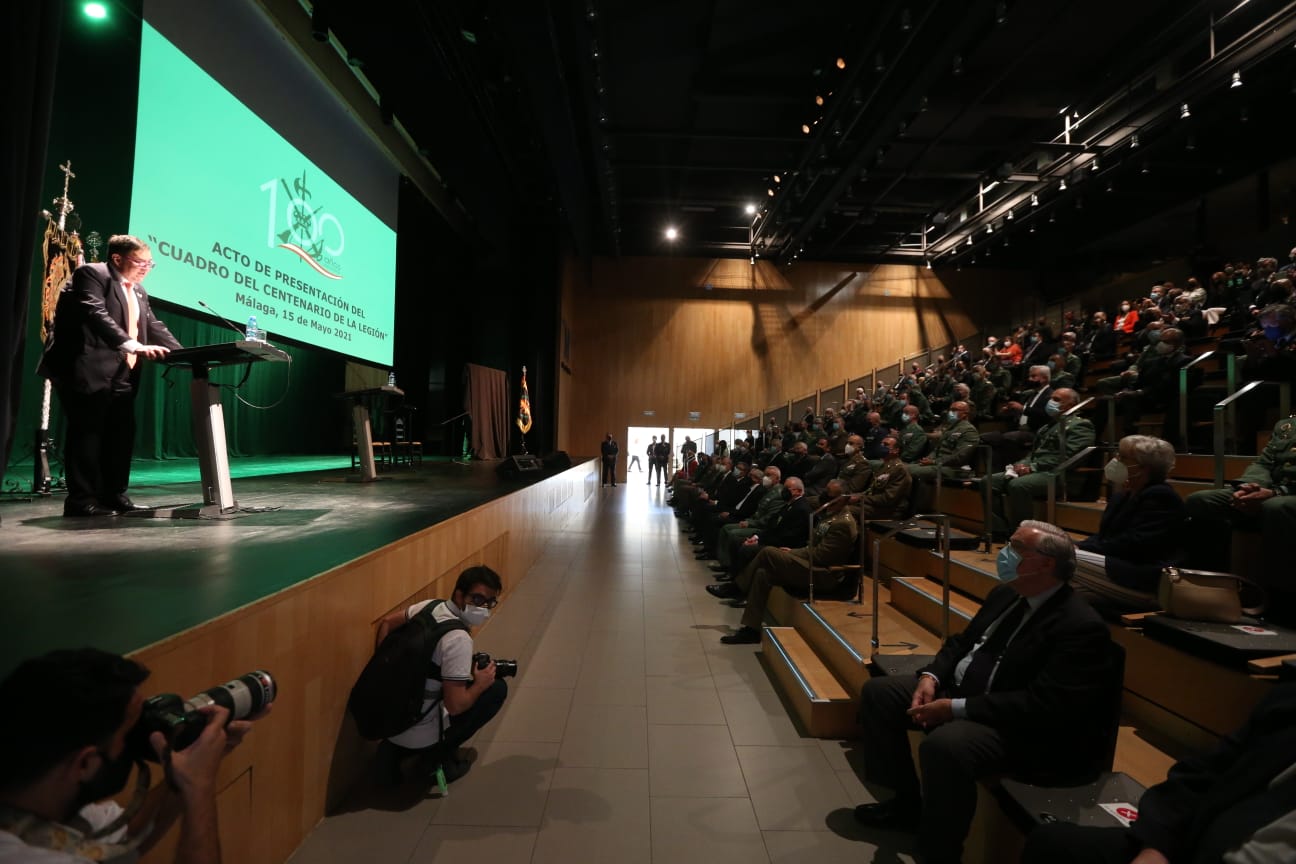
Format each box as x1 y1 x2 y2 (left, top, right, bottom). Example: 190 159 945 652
126 670 277 762
472 653 518 679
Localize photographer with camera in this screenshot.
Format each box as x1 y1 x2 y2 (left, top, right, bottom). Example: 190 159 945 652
0 649 271 864
371 566 510 787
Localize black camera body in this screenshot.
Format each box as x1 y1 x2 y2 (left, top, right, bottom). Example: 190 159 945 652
472 652 518 679
127 670 276 762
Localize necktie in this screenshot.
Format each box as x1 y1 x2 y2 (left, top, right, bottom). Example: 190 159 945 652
123 282 140 369
957 598 1028 697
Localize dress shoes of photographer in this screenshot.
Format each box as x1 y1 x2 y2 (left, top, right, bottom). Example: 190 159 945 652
719 626 760 645
852 798 921 831
705 582 742 599
63 503 118 518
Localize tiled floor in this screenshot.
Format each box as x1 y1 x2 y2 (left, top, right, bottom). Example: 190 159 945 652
288 484 915 864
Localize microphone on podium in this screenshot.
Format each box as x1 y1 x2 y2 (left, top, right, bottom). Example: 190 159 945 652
198 299 259 340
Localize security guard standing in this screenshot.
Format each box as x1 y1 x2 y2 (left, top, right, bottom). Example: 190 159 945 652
909 401 981 513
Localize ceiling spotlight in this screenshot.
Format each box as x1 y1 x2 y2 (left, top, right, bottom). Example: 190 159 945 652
83 2 108 19
773 174 782 183
1030 193 1039 207
815 94 825 106
1059 178 1067 191
1231 70 1243 89
767 188 775 196
901 8 912 30
952 54 963 76
1006 209 1014 221
801 123 812 134
966 236 973 246
1186 135 1196 151
1130 134 1140 148
1029 224 1036 233
1106 182 1114 193
1141 162 1150 175
1049 212 1056 224
875 53 885 72
995 2 1008 24
1091 158 1099 172
925 258 933 270
986 224 994 234
591 41 600 59
664 226 678 241
1180 102 1191 119
745 203 757 215
836 57 847 70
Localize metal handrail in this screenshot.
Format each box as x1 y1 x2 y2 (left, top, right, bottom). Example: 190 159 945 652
1065 397 1096 417
1212 381 1291 487
1178 350 1216 446
1046 445 1098 523
912 513 955 641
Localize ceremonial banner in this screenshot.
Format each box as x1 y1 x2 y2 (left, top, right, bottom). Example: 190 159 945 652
516 365 533 434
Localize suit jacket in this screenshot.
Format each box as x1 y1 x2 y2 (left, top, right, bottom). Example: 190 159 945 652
1077 483 1184 591
919 582 1112 784
764 496 812 548
732 483 767 519
1019 385 1056 433
1133 683 1296 863
39 262 181 394
802 453 839 497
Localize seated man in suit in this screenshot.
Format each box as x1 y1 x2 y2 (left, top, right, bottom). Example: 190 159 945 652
802 438 839 506
1022 682 1296 864
986 388 1095 535
718 479 859 644
709 467 786 578
707 474 808 589
689 461 754 559
852 522 1112 864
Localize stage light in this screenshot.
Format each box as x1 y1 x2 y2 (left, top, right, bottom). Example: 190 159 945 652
966 236 973 246
1130 134 1140 148
901 8 912 30
802 123 811 134
1180 102 1191 119
1091 158 1099 171
995 2 1008 24
815 94 825 106
745 203 757 215
1006 209 1014 221
1029 224 1036 233
664 226 678 241
1106 181 1114 193
767 188 775 197
836 57 846 70
1030 193 1039 207
1059 178 1067 191
986 224 994 234
83 2 108 20
925 258 933 270
773 174 782 184
1232 70 1243 89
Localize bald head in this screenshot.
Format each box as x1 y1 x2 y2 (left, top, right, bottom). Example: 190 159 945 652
1053 388 1079 411
764 466 782 483
950 401 970 421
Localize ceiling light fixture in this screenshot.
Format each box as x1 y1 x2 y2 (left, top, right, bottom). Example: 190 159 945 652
925 258 932 270
1006 209 1014 220
83 2 108 19
1030 193 1039 207
1231 70 1243 89
767 188 775 196
836 57 847 70
664 227 678 241
773 174 782 183
801 123 811 134
1130 134 1140 148
1059 178 1067 191
815 95 824 106
901 9 913 30
1091 158 1099 171
745 203 757 215
986 224 994 234
1180 102 1191 119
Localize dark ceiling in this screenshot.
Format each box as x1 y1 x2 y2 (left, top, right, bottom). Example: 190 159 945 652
315 0 1296 270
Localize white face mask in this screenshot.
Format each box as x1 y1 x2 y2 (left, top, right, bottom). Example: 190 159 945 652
843 444 855 455
761 476 773 487
1104 458 1129 487
460 604 490 627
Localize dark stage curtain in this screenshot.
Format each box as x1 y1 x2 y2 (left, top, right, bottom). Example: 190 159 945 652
464 363 508 459
1 3 63 487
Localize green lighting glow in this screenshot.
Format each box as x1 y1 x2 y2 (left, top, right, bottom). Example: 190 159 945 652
83 2 108 20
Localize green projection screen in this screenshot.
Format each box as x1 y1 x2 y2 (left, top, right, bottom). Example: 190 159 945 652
129 23 397 367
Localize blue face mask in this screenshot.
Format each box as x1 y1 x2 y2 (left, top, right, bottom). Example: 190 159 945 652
995 545 1022 583
947 411 959 424
1047 360 1057 371
1263 324 1285 342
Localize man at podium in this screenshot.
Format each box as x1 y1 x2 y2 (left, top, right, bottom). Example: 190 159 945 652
38 235 182 517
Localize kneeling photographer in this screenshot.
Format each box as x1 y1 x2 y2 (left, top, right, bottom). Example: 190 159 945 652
0 649 272 864
365 566 512 787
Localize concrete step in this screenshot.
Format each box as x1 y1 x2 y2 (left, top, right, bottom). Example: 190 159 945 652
891 575 979 637
1055 500 1103 535
1171 453 1252 482
761 626 859 738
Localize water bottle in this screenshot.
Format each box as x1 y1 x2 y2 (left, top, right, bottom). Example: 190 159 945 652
246 316 258 341
387 371 396 387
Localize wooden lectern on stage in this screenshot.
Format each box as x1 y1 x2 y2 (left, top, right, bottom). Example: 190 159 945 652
337 385 405 482
155 340 291 517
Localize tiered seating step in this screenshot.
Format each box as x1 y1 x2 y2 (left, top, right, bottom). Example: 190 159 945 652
891 575 980 636
1171 453 1253 482
760 626 858 738
1054 500 1103 535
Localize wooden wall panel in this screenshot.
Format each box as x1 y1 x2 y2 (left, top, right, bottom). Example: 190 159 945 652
132 459 600 864
560 255 998 468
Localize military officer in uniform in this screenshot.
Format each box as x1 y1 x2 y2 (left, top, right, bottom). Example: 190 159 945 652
836 434 874 498
854 436 913 521
1185 416 1296 612
909 401 982 513
720 480 860 644
897 404 931 463
709 466 786 576
970 366 1000 422
986 388 1095 534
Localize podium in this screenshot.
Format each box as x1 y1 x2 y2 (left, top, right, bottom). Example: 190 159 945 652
156 340 291 517
337 385 405 482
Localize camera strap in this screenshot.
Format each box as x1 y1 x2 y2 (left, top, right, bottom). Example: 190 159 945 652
0 763 150 861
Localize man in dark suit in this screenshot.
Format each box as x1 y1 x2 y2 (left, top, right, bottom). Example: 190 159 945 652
852 521 1112 864
38 235 181 517
706 475 811 599
1022 682 1296 864
600 433 619 486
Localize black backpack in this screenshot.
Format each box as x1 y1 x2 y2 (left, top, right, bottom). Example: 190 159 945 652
348 600 468 741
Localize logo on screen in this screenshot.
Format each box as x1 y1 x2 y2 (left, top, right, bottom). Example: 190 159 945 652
259 170 344 280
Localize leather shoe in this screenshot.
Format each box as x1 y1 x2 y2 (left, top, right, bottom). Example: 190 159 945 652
719 627 761 645
852 798 921 830
106 497 151 512
694 552 713 560
708 564 730 574
724 599 748 608
705 582 742 599
64 503 118 518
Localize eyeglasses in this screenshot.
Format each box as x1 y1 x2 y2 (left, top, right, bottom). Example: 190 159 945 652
123 256 156 270
466 592 499 609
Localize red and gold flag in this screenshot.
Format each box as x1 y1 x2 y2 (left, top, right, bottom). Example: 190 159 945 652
516 365 533 434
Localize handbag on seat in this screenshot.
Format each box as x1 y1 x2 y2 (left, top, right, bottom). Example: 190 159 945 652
1157 567 1267 624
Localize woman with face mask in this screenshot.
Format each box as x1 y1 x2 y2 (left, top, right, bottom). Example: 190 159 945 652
1070 436 1185 617
1113 300 1139 334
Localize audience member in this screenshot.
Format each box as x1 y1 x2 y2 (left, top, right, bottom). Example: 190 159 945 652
852 435 912 521
909 401 982 513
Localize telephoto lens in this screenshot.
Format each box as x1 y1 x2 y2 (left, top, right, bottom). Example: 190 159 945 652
129 670 277 760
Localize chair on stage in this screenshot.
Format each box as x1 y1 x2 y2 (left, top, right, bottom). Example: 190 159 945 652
389 407 423 467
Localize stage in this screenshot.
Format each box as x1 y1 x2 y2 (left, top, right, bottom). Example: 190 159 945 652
0 455 587 674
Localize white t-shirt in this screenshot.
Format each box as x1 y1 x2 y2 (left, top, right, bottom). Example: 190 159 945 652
386 600 474 749
0 802 131 863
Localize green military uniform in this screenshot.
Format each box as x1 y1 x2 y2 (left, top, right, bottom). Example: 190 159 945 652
716 483 787 568
1185 417 1296 584
855 457 913 521
898 422 930 463
738 506 860 630
836 452 873 496
990 365 1012 395
971 378 999 420
879 392 903 427
988 415 1097 532
908 389 935 424
1054 352 1083 389
909 420 982 513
